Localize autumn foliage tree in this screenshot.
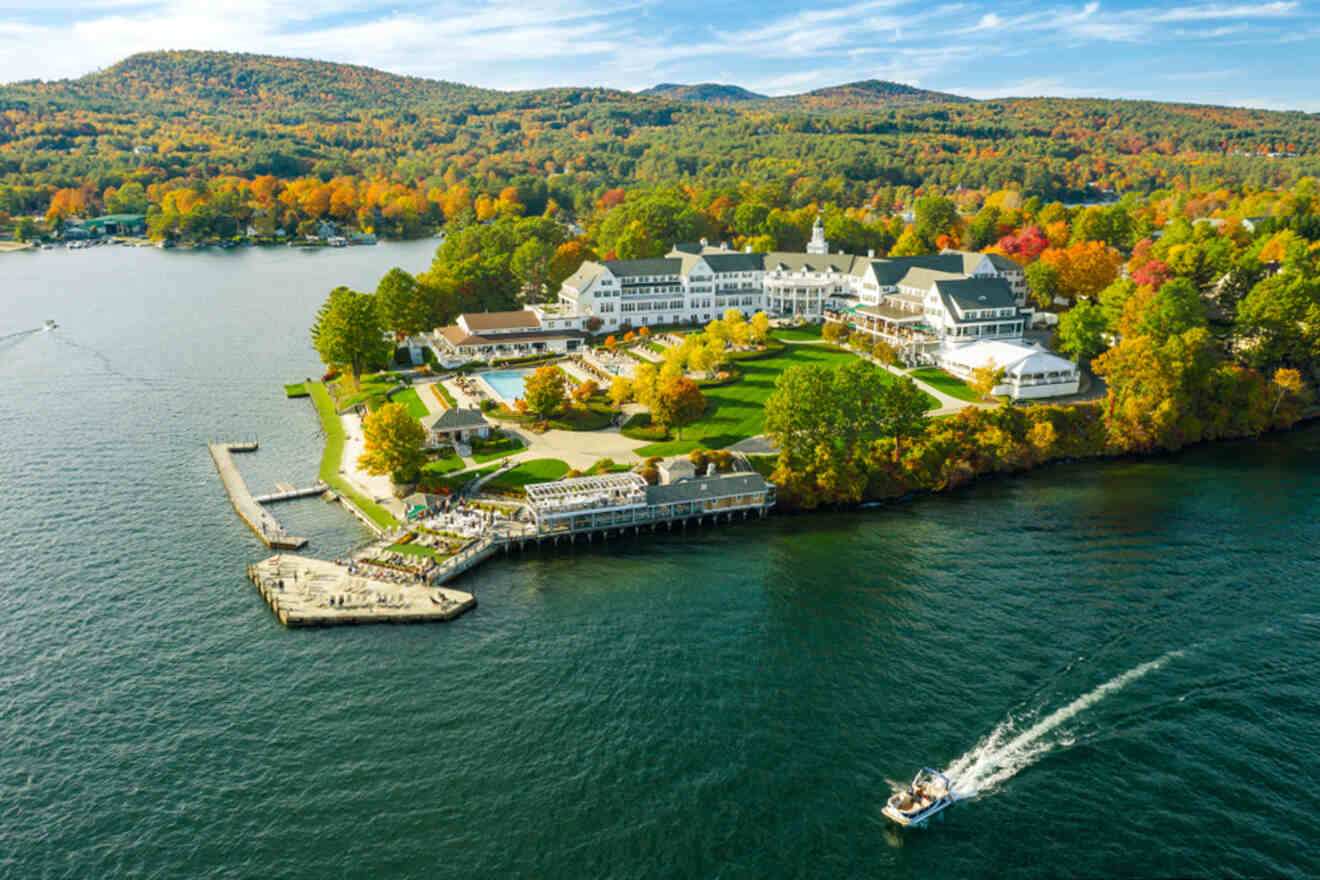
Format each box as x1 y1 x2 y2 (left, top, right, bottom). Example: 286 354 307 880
651 376 706 439
1040 241 1123 302
521 365 567 420
358 401 427 481
310 286 392 383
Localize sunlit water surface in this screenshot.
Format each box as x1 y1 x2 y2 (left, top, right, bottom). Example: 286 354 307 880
1 242 1318 878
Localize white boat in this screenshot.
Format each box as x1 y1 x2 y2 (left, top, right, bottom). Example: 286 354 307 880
43 319 58 331
882 767 957 827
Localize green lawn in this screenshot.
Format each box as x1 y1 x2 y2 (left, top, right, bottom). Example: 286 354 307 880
771 325 823 341
418 464 499 495
471 433 525 463
635 344 865 456
634 345 939 456
306 382 400 530
422 455 466 477
387 543 449 560
284 382 308 398
388 387 430 418
332 371 412 410
483 458 569 494
909 367 982 403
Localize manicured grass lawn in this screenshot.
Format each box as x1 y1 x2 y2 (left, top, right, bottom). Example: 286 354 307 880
483 458 569 494
389 387 430 419
634 344 863 456
909 367 982 403
646 341 666 354
471 433 525 463
771 325 823 341
422 455 466 477
332 371 411 410
387 543 448 559
419 464 499 495
307 382 400 530
284 382 308 398
634 344 939 456
548 400 614 431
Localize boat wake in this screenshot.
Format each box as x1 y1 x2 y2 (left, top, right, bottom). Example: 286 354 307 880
943 649 1183 799
0 327 41 342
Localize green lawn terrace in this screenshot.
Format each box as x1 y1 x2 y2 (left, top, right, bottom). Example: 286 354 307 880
631 340 938 457
328 371 429 417
908 366 982 403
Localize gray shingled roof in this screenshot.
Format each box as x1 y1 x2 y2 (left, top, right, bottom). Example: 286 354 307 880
644 472 772 505
764 252 866 274
429 408 490 430
701 252 765 273
602 258 683 277
933 278 1018 320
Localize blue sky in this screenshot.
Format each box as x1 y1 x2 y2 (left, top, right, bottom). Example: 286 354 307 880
1 0 1317 110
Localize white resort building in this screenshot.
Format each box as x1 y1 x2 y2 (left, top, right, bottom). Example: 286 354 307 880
550 215 1029 343
432 215 1077 397
432 308 586 364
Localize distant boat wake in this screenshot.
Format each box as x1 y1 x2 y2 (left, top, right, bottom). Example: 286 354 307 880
943 649 1184 799
0 327 41 342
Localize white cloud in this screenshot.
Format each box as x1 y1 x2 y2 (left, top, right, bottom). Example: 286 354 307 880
1153 2 1297 22
0 0 1315 112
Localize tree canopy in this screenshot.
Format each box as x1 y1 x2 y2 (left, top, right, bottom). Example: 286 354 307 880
310 286 392 381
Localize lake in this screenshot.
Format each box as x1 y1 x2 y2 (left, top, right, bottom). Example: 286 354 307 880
1 242 1317 878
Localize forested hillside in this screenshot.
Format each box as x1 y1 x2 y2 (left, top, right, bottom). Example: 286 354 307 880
2 49 1319 240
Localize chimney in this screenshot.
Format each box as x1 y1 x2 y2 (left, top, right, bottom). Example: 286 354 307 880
744 245 752 253
706 463 716 476
720 241 729 251
699 237 708 247
868 248 875 258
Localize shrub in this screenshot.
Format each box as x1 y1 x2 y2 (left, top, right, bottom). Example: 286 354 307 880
563 469 583 479
688 448 709 469
640 466 659 485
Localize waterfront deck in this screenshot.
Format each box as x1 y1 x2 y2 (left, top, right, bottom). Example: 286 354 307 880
208 442 308 549
248 555 475 627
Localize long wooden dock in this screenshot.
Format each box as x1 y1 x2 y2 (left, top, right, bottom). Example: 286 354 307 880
209 442 308 550
248 555 475 627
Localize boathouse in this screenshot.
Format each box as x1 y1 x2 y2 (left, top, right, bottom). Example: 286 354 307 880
523 471 775 538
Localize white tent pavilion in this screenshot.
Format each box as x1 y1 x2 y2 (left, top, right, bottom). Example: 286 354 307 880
936 339 1080 400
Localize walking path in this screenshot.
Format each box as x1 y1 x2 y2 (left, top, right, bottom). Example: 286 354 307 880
339 413 406 517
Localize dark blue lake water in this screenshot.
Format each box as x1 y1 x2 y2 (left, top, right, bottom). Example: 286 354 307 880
1 242 1317 878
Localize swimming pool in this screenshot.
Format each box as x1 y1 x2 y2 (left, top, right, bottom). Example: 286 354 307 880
478 368 536 405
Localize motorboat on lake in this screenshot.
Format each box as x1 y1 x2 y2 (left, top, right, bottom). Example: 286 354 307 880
43 319 58 331
882 767 956 827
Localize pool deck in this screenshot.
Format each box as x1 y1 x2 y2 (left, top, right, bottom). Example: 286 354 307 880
247 555 476 627
475 368 533 406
